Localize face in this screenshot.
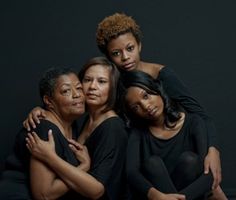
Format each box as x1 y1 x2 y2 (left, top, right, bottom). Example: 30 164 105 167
107 32 141 71
82 65 110 109
49 73 85 120
125 86 164 120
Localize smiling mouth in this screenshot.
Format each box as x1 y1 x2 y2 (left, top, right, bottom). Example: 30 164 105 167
73 101 84 106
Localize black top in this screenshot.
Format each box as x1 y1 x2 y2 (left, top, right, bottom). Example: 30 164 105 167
77 114 128 200
158 67 217 148
0 119 80 199
126 113 208 196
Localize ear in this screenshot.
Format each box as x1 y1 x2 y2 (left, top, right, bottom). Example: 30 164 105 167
138 42 142 53
43 95 54 109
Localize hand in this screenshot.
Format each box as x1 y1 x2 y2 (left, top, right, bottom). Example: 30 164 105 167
23 106 47 131
26 130 56 162
204 147 222 189
67 139 91 171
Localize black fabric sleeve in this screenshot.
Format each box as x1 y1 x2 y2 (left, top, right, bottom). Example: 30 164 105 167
126 129 153 197
158 67 218 149
189 115 208 163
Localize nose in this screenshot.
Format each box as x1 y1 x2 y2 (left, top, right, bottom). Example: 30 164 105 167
88 80 97 89
140 101 150 112
121 51 129 61
72 87 79 98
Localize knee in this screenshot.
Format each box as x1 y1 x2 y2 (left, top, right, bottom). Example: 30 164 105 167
178 151 203 176
179 151 200 166
142 155 164 173
144 155 162 167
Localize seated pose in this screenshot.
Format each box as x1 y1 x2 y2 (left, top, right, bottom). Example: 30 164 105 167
96 13 222 193
25 57 128 200
0 67 86 199
119 70 215 200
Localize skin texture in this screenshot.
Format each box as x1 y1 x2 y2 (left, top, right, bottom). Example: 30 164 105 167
125 86 164 121
82 65 111 110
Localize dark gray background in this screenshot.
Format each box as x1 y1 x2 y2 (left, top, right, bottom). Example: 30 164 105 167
1 0 235 198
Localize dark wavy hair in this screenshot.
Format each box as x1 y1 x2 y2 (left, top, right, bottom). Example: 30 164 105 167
79 56 120 113
118 70 182 128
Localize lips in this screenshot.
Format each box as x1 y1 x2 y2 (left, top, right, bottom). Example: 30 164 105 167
148 107 157 116
72 101 84 106
122 62 135 70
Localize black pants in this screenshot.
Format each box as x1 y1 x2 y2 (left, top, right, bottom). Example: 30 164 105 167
141 152 213 200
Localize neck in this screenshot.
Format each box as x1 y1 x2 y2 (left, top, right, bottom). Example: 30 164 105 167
46 110 73 139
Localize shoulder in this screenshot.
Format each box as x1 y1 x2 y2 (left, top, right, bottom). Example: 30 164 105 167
99 116 128 139
140 61 164 79
185 113 204 127
32 119 60 140
14 119 59 147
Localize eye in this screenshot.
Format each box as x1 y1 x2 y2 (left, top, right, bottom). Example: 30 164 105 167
111 51 120 57
131 104 139 113
98 79 108 84
76 86 83 91
62 88 71 96
127 45 134 52
83 77 91 83
143 92 149 99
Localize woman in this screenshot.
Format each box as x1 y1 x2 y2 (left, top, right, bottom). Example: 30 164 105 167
119 70 214 200
25 57 128 199
0 67 86 199
96 13 223 193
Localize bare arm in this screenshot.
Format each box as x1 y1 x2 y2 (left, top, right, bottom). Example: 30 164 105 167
30 157 69 200
27 131 104 199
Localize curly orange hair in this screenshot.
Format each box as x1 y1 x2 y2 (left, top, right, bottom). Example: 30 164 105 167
96 13 142 54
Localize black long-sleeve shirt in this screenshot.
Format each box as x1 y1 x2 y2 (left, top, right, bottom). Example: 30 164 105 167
158 67 218 148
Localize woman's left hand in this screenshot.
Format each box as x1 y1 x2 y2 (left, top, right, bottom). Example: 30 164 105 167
204 147 222 189
26 130 56 162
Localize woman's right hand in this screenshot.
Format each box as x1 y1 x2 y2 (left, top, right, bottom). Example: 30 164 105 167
23 106 47 131
26 130 56 162
68 139 91 171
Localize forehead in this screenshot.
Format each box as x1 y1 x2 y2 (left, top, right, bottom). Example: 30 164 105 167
107 32 137 50
56 73 80 86
126 86 143 100
85 64 111 78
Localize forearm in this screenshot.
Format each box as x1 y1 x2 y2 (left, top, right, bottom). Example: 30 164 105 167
30 158 69 200
45 152 104 199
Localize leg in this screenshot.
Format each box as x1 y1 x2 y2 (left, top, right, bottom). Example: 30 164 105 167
172 152 213 200
171 151 202 190
142 155 177 193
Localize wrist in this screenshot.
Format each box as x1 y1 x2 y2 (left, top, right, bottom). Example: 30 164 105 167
208 146 220 155
147 187 162 199
78 161 90 172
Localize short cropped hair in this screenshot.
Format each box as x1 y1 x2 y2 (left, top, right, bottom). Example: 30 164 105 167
39 67 77 107
96 13 142 55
